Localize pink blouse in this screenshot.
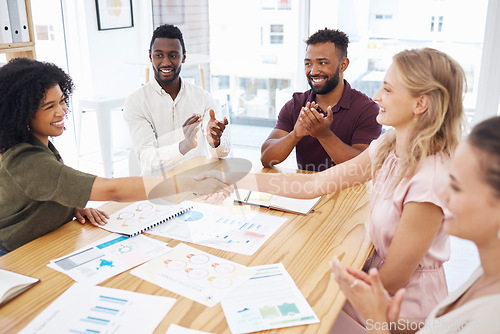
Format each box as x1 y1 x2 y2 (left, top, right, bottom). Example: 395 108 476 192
367 135 451 320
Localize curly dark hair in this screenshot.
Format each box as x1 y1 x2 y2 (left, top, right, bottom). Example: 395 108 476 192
306 28 349 58
0 58 74 154
149 24 186 55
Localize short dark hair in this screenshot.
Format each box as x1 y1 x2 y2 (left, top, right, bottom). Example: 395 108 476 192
149 24 186 55
0 58 74 153
306 28 349 58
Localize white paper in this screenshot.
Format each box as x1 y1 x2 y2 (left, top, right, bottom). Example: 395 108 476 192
131 243 255 307
148 201 287 255
166 324 214 334
48 234 170 284
0 269 38 306
221 263 319 333
19 283 176 334
100 200 191 236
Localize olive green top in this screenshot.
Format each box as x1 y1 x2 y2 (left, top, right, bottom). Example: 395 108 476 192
0 137 96 252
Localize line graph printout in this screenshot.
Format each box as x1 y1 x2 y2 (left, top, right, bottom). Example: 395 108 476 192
47 234 170 284
19 283 176 334
131 243 255 307
147 202 287 255
221 263 319 333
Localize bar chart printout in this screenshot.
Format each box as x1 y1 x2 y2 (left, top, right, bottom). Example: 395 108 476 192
221 263 319 333
19 283 176 334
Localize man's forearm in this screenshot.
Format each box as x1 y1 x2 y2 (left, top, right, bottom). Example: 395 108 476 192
260 131 301 167
317 132 364 164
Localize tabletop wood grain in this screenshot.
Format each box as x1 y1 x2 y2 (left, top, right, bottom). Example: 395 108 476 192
0 157 372 333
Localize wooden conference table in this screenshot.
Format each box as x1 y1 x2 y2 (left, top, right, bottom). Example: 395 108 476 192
0 157 373 333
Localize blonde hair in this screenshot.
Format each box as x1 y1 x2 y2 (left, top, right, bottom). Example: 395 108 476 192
372 48 466 186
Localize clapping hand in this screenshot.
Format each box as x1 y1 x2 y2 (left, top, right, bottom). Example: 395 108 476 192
180 114 202 154
294 101 319 138
206 109 228 148
298 101 333 139
329 256 405 326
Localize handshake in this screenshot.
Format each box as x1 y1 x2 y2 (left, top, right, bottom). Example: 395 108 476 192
146 158 252 204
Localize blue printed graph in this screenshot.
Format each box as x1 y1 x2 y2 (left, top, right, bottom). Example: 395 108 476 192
180 211 204 221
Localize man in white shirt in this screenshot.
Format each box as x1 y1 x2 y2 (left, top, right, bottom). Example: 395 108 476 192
124 24 230 176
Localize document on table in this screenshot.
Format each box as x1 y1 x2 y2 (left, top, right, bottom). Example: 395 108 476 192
19 283 176 334
47 233 170 284
221 263 319 333
147 201 287 256
234 189 322 215
166 324 214 334
131 243 255 307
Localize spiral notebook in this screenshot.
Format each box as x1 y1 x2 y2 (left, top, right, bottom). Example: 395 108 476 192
99 200 192 237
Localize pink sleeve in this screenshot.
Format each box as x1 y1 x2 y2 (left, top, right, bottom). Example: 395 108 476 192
403 153 450 211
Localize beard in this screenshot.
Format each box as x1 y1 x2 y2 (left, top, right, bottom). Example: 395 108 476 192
308 64 340 95
154 65 182 85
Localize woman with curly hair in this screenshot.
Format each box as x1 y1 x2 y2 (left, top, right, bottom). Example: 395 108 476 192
0 58 228 254
200 48 466 328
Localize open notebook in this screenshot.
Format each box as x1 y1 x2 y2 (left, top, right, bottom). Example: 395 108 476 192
0 269 39 306
99 200 192 237
234 189 322 215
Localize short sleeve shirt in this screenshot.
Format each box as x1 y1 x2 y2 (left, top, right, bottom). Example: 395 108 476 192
367 135 451 319
275 80 381 171
367 135 450 264
0 138 96 251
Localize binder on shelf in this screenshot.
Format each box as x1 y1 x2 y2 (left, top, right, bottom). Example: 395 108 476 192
7 0 30 43
15 0 29 41
0 0 13 43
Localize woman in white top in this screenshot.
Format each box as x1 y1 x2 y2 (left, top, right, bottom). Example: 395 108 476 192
330 116 500 333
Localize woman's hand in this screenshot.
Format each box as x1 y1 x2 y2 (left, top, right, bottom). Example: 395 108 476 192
74 207 109 227
330 256 405 329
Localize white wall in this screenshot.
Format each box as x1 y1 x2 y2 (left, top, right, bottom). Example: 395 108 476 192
63 0 153 100
60 0 153 158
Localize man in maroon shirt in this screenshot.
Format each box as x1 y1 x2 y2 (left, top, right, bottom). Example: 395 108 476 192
261 28 381 171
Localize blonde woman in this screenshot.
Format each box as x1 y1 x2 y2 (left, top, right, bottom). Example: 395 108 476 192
330 116 500 333
200 48 466 327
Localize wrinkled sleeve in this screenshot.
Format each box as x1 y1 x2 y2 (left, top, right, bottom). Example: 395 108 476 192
274 98 295 133
124 94 184 175
4 144 96 208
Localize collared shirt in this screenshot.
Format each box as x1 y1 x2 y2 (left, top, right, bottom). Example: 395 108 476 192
124 77 230 176
275 80 381 171
0 137 96 251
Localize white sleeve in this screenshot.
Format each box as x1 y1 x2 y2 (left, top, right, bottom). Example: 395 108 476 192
124 95 183 176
